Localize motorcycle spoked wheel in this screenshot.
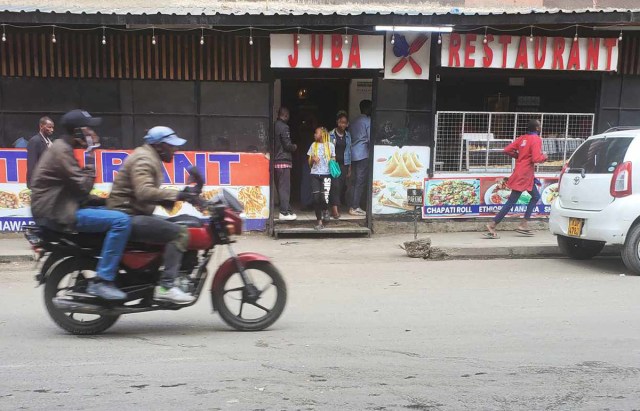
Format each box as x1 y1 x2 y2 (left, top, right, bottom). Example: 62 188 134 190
44 257 120 335
212 261 287 331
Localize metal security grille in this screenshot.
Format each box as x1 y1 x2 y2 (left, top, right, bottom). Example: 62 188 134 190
433 111 594 173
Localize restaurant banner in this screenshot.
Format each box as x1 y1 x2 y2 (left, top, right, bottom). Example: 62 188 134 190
422 175 559 219
372 145 431 215
0 149 269 231
441 34 619 72
384 32 431 80
270 34 384 69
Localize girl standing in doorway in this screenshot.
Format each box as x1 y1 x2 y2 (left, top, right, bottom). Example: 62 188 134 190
307 127 335 230
329 111 352 219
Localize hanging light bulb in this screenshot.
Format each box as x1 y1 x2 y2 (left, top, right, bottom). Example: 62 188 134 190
483 27 488 44
249 27 253 46
574 26 578 42
151 28 156 45
391 32 395 45
529 26 534 42
1 25 6 43
51 27 56 44
437 33 442 45
101 27 106 45
619 30 623 41
344 28 349 45
296 28 301 45
200 28 205 45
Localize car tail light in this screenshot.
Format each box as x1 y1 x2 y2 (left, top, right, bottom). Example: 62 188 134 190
558 163 568 186
610 161 632 198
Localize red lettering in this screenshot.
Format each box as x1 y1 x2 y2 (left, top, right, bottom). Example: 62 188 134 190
288 33 299 67
604 38 617 71
331 34 343 68
311 34 323 68
567 39 581 70
514 36 529 69
552 37 566 70
534 37 547 69
499 36 512 68
586 38 600 70
464 34 477 67
348 35 361 68
448 33 461 67
482 34 494 67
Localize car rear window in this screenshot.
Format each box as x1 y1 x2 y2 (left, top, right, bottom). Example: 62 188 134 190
567 137 634 174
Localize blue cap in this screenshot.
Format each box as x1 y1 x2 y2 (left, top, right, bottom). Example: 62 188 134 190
143 126 187 146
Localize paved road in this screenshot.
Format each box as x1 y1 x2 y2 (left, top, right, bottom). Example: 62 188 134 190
1 244 639 410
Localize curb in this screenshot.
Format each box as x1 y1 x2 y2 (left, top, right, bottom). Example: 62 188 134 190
0 254 36 263
434 245 620 260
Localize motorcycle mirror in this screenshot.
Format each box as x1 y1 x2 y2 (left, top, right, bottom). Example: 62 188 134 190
187 166 204 190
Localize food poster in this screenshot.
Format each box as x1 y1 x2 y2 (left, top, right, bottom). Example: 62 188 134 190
0 149 269 231
372 145 431 215
422 175 559 219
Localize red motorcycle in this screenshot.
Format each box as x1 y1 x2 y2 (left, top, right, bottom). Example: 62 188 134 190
26 174 286 335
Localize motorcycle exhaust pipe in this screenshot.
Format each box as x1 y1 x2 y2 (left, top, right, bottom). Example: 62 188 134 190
52 298 106 315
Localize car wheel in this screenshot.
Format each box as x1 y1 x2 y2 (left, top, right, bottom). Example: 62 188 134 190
557 235 605 260
622 224 640 275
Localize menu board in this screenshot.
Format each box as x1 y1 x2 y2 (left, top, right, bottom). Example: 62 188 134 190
422 175 559 219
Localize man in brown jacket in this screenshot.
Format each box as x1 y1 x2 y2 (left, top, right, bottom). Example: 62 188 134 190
107 126 199 304
31 110 131 301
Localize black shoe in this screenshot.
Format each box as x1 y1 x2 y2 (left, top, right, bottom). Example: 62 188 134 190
87 280 127 300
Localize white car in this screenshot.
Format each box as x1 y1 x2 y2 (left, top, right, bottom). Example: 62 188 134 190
549 128 640 273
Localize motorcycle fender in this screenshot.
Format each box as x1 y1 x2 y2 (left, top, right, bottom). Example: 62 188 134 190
36 253 71 284
210 252 271 310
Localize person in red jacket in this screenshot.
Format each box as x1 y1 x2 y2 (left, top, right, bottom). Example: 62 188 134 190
485 119 547 239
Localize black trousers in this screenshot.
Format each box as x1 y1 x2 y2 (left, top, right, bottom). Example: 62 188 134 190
351 159 368 210
329 163 349 207
275 168 291 214
311 174 330 220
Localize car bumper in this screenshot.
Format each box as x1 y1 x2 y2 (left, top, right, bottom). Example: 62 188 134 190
549 199 636 245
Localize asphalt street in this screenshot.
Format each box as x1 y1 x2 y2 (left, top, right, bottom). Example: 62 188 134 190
1 239 640 410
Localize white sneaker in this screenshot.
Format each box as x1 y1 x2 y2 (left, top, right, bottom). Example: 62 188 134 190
154 286 195 304
349 208 366 216
279 212 297 221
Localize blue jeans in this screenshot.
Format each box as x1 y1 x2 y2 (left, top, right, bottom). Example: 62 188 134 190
75 208 131 281
351 159 368 210
493 185 541 224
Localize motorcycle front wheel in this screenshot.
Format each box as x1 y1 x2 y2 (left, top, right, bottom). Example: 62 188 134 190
212 261 287 331
44 257 120 335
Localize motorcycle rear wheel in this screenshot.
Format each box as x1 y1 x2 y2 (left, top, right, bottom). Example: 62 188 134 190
212 261 287 331
44 257 120 335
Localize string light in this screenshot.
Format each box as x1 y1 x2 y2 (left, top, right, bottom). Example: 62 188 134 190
574 25 578 42
437 33 442 45
344 28 349 45
101 26 106 45
1 24 6 42
151 27 156 45
483 27 488 44
296 27 301 45
200 28 204 45
51 27 56 44
391 27 395 45
249 27 253 46
619 30 623 41
529 26 534 42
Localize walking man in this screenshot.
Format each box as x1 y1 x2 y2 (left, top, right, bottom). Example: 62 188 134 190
27 116 55 188
349 100 372 216
485 119 547 239
274 107 298 221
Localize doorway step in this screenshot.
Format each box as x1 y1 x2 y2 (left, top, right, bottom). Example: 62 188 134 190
273 211 370 238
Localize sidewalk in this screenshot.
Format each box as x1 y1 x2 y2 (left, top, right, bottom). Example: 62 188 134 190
0 230 618 262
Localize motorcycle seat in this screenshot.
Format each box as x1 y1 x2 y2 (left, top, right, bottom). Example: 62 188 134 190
38 227 163 252
166 215 204 228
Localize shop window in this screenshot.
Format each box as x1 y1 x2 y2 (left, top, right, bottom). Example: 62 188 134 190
199 117 269 153
200 83 269 117
133 81 196 114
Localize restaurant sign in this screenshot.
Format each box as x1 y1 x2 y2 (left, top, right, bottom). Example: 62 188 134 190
270 34 384 69
422 175 559 219
441 34 619 72
0 149 270 231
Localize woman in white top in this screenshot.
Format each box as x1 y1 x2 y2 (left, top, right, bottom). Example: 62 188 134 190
307 127 335 230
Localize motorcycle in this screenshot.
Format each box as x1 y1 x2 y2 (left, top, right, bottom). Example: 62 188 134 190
25 169 287 335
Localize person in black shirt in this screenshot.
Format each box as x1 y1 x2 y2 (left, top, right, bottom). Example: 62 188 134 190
328 111 352 219
26 116 55 188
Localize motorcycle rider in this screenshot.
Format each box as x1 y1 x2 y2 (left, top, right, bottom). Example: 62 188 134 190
107 126 199 304
30 110 131 300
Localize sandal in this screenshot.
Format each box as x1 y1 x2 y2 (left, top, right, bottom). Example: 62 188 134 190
483 232 500 239
314 224 325 231
332 214 341 220
515 228 534 236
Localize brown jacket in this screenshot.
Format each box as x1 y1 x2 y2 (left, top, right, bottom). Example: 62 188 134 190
30 139 95 230
107 144 178 215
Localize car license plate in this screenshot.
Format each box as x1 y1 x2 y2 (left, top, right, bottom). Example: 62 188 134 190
568 218 584 237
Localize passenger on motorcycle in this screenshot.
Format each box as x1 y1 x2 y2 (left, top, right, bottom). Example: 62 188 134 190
30 110 132 301
107 126 199 304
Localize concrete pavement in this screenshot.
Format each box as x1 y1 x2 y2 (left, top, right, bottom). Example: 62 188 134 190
0 229 579 262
